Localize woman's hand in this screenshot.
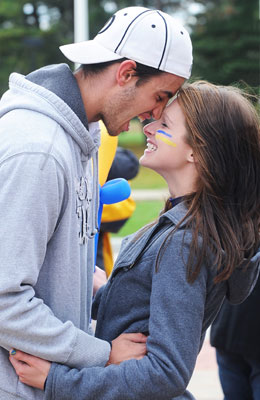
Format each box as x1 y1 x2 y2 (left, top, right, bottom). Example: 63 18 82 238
9 349 51 390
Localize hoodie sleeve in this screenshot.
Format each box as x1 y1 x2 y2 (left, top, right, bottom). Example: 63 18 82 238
0 153 110 368
44 230 208 400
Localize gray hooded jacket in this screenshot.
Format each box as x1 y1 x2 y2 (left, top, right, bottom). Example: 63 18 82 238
44 203 260 400
0 64 110 400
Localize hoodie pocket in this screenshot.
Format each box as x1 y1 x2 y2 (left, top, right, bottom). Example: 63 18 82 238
17 378 44 399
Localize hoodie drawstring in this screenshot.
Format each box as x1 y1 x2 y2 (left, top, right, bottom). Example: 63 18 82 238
90 151 99 238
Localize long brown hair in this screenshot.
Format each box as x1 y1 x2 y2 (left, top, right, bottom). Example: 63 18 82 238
173 81 260 283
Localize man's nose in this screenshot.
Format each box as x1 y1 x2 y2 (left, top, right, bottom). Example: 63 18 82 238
151 104 164 120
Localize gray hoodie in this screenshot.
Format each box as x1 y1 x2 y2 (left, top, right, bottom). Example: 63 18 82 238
0 64 110 400
44 203 260 400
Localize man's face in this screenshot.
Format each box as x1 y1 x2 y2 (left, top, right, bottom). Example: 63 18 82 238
100 72 185 136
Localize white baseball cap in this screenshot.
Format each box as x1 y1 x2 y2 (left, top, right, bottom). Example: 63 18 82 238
60 6 193 79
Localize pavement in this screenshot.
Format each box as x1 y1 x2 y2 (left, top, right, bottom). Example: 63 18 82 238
131 188 169 201
187 330 223 400
110 188 224 400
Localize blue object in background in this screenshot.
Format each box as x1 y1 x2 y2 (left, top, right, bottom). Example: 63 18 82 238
94 178 131 267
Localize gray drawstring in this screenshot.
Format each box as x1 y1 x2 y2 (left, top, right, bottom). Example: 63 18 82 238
89 151 99 238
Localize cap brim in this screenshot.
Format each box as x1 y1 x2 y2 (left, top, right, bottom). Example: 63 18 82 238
59 40 123 64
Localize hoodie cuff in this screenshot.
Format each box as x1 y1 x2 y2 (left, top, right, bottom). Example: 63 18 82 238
65 328 110 368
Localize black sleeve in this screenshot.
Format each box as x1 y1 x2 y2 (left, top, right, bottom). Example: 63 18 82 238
107 147 139 181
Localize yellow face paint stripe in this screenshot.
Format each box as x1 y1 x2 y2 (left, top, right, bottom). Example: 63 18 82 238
156 134 177 147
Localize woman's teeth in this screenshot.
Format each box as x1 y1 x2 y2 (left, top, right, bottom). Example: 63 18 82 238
147 142 157 151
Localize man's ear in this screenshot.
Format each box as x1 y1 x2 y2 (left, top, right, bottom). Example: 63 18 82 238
116 60 137 86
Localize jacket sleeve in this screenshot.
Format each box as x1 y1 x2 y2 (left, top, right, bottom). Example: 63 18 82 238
44 230 208 399
0 153 110 369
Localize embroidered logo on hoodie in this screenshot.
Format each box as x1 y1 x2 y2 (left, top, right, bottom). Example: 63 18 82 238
75 174 93 244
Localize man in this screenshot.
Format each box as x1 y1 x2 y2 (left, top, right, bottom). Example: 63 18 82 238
0 6 192 399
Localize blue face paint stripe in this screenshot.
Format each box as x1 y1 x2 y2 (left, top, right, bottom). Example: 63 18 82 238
157 129 172 138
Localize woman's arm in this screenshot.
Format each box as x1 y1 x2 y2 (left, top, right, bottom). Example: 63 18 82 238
10 231 208 400
9 332 147 390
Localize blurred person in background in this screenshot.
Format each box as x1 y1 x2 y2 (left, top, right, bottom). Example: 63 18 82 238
10 81 260 400
210 274 260 400
97 146 140 276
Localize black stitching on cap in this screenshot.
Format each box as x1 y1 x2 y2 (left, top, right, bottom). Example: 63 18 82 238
152 24 156 28
115 9 151 53
98 15 116 35
157 11 168 69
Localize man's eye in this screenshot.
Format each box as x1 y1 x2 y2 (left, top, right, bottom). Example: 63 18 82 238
157 96 163 102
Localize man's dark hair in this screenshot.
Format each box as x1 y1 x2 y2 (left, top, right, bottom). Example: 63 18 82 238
80 58 164 87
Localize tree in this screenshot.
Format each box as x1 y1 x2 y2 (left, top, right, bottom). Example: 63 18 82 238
190 0 260 89
0 0 74 94
0 0 174 94
0 0 259 95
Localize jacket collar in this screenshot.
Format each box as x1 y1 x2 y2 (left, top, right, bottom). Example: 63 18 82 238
113 202 188 271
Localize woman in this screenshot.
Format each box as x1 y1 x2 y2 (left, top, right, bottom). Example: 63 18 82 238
9 81 260 400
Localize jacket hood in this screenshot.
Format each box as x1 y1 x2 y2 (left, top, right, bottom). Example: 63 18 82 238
163 202 260 305
225 251 260 304
0 65 100 157
0 64 101 240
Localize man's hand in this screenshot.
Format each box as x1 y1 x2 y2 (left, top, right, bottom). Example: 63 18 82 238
93 266 107 296
9 349 51 390
107 332 147 366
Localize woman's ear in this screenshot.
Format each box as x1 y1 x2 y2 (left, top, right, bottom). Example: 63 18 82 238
187 152 195 163
116 60 137 86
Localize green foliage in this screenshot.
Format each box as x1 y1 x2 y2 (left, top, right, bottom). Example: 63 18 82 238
190 0 260 89
0 1 73 95
131 165 167 189
0 27 66 93
111 0 183 13
118 119 144 147
0 0 258 96
113 199 164 237
0 0 116 95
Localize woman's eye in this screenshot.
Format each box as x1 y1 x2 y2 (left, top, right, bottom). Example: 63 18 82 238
162 122 168 128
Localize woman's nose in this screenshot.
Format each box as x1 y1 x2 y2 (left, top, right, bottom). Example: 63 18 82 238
143 121 158 137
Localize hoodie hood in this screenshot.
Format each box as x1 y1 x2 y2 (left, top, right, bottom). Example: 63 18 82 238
0 64 100 157
0 64 101 238
163 202 260 305
26 63 89 130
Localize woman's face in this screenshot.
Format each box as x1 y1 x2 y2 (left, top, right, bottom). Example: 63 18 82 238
140 99 195 184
